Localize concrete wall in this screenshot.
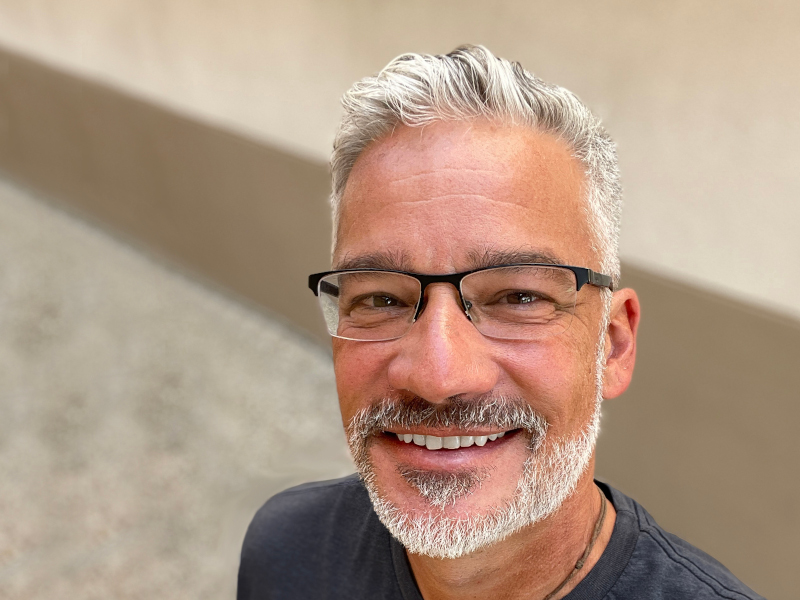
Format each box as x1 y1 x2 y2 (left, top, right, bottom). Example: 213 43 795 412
0 177 352 599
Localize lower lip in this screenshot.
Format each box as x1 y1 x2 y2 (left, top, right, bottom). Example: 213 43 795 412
372 430 523 470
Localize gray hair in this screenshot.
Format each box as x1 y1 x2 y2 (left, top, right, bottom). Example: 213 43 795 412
330 45 622 286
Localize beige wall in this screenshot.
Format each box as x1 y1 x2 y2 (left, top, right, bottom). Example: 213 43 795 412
1 0 799 320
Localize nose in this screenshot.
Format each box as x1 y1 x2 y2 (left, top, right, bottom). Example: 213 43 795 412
387 283 500 403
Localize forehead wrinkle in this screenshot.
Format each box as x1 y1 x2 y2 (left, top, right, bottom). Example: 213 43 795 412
390 194 532 206
386 167 509 186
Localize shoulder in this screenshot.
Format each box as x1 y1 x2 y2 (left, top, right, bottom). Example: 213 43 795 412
604 485 766 600
237 474 399 600
245 474 371 540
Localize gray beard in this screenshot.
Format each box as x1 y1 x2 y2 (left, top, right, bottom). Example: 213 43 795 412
396 466 492 509
345 300 610 559
347 396 600 559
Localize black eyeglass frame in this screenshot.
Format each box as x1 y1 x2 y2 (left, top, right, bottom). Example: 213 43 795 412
308 263 614 323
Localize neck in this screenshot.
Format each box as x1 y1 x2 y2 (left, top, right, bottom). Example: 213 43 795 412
406 471 615 600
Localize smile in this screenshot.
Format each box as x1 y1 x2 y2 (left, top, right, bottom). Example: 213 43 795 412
387 431 509 450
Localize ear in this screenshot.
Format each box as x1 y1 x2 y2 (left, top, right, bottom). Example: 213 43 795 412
601 288 641 399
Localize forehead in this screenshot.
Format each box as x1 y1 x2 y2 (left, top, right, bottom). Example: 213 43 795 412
334 120 594 272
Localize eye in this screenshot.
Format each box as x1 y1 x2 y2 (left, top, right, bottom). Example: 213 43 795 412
369 295 402 308
501 291 547 305
349 293 409 311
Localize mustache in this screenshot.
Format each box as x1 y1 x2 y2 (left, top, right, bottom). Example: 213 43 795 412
346 394 549 444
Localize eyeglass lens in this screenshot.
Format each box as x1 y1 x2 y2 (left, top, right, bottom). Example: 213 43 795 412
317 266 579 342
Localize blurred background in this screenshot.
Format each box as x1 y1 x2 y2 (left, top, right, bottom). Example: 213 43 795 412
0 1 798 598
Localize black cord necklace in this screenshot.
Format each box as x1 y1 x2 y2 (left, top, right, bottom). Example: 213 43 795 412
542 486 608 600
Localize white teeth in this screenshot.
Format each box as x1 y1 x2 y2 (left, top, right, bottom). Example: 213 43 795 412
442 436 460 449
425 436 443 450
393 432 507 449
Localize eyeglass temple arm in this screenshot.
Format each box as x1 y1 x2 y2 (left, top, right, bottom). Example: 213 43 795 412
308 274 338 296
582 269 613 290
319 280 339 297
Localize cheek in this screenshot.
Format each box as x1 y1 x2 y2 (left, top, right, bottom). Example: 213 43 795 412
333 340 393 425
497 337 597 430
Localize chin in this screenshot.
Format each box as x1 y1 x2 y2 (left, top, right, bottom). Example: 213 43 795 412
353 414 599 559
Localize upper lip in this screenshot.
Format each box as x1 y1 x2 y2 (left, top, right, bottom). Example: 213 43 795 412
384 428 514 436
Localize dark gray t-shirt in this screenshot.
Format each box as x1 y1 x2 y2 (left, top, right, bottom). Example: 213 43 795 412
238 475 764 599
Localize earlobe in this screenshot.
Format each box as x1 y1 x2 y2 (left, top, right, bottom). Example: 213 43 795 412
601 288 641 400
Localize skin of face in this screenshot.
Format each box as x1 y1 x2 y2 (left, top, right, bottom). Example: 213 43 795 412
331 120 639 590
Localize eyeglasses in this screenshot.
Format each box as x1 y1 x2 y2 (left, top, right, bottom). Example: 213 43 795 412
308 264 613 342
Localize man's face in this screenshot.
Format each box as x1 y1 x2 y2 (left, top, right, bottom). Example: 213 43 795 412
332 120 607 554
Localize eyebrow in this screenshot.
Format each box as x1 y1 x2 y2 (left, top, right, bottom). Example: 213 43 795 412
334 251 413 271
467 248 564 269
334 247 565 273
